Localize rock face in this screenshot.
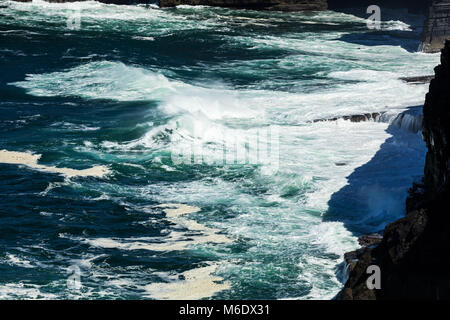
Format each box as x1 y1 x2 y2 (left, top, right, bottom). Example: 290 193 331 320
343 233 383 275
158 0 327 11
422 1 450 53
423 43 450 197
338 41 450 300
399 75 435 84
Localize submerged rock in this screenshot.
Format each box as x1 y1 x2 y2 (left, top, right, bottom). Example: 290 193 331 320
399 75 435 84
334 162 347 166
312 112 386 123
343 233 382 274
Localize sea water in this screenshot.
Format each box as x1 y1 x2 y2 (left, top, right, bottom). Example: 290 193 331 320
0 0 440 299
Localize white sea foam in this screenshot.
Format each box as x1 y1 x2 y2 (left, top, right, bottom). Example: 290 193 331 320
76 203 231 254
132 36 155 41
0 283 59 300
5 254 34 269
144 264 230 300
4 0 219 36
11 61 181 101
12 54 437 125
0 150 110 178
50 122 100 132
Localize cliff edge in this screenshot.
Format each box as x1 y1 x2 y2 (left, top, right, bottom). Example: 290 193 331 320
422 1 450 53
338 40 450 300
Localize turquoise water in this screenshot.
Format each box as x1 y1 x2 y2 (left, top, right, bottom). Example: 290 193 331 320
0 0 440 299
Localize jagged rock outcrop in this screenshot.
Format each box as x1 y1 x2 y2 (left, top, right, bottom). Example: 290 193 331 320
400 75 435 84
338 41 450 300
312 112 386 123
343 233 383 274
422 1 450 53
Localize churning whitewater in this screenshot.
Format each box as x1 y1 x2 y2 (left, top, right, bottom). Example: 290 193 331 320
0 0 440 299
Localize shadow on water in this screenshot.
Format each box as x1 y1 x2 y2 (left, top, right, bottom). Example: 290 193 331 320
338 32 422 53
330 6 425 52
323 117 426 236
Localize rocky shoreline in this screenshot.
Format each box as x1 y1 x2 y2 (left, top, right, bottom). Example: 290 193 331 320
311 112 386 123
338 40 450 300
400 75 435 84
422 1 450 53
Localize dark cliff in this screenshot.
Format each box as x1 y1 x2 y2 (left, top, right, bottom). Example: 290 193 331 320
422 1 450 53
423 49 450 196
338 41 450 300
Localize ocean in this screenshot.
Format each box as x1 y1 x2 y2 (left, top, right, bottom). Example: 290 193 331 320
0 0 440 299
